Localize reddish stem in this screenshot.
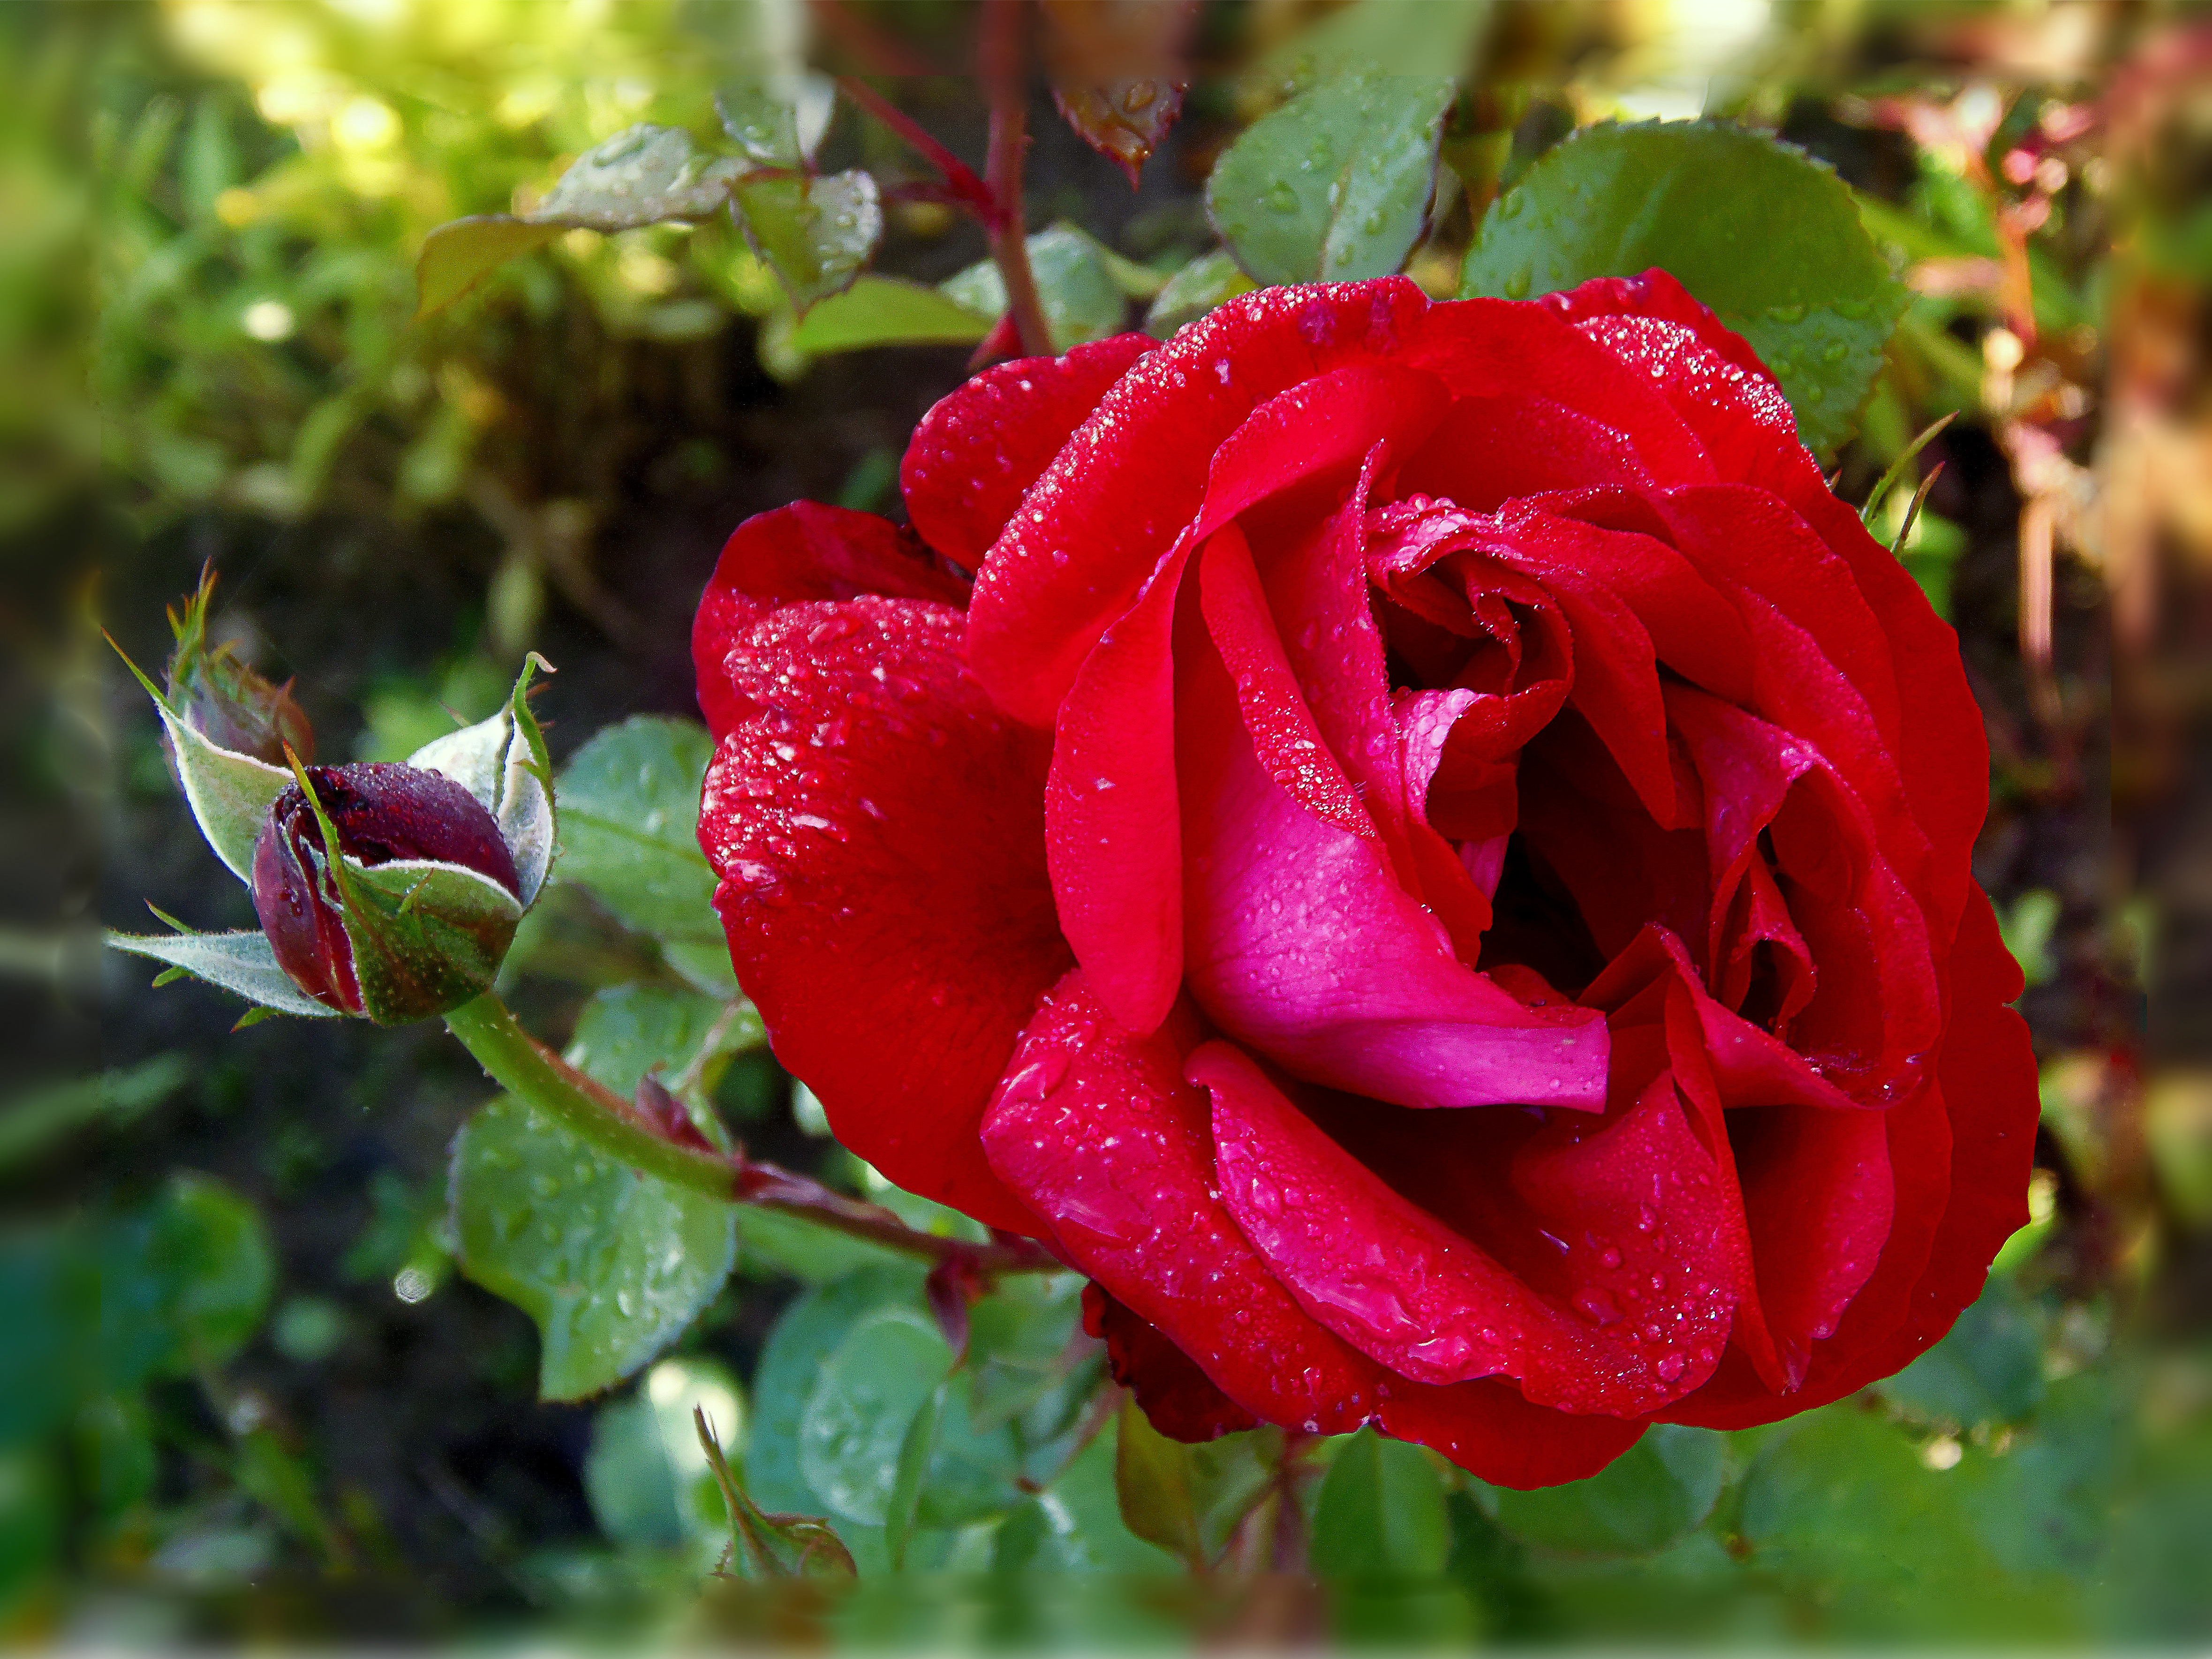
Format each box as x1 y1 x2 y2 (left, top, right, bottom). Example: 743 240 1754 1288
981 0 1052 358
838 74 999 223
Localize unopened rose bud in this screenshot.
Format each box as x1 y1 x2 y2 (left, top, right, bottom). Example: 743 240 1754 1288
164 569 315 767
252 763 523 1020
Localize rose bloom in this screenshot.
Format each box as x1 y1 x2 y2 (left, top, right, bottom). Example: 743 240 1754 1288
693 274 2037 1486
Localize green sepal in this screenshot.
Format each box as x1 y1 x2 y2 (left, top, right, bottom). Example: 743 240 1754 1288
110 636 288 884
407 653 557 907
105 927 340 1020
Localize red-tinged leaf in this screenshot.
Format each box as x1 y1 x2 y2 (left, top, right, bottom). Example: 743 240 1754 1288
1040 0 1197 186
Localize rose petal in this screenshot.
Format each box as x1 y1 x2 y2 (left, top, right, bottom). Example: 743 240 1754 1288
1377 1379 1646 1491
693 503 971 735
1178 626 1608 1109
1196 1041 1735 1414
698 597 1066 1232
902 334 1157 569
969 279 1435 724
978 973 1387 1434
1083 1284 1259 1442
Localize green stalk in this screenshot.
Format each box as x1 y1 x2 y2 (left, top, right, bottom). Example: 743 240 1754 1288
445 992 736 1198
442 992 1061 1274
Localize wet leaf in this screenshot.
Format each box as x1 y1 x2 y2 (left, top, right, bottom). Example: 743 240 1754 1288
554 716 723 948
448 1093 737 1401
1144 248 1257 337
734 169 883 312
328 854 523 1026
415 126 743 317
1040 0 1195 186
716 74 837 168
786 276 996 356
566 982 763 1104
1487 1424 1726 1557
1207 69 1457 286
1879 1276 2046 1430
1460 120 1908 452
1311 1427 1450 1579
941 224 1130 350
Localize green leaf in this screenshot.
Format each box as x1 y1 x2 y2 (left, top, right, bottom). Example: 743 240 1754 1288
407 654 557 907
1310 1427 1450 1579
788 276 996 356
750 1267 1023 1534
415 126 746 318
799 1308 1018 1529
1112 1395 1200 1566
716 74 837 168
105 928 338 1019
554 716 722 945
448 1095 737 1401
583 1356 746 1550
1251 0 1492 92
1460 120 1908 452
93 1174 275 1385
735 170 883 313
1879 1276 2046 1430
1207 69 1457 286
73 1394 156 1521
735 1206 908 1284
1144 248 1257 338
122 645 289 881
1487 1424 1726 1557
566 982 762 1104
941 225 1130 350
882 1379 948 1570
413 217 563 320
534 124 745 226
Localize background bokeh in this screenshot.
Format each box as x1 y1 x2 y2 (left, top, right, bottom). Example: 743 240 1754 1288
2 0 2205 1644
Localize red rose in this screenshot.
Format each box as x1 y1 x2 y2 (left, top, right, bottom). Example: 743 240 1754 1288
693 274 2038 1486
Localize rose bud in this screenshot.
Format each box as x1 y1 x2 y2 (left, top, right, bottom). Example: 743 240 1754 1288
252 762 524 1022
164 568 315 767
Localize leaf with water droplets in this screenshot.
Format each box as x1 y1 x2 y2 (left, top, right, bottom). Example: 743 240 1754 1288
415 126 746 318
786 276 997 358
1206 68 1457 287
734 169 883 314
1143 249 1257 338
1459 120 1907 453
554 716 725 951
1485 1423 1725 1556
940 224 1131 352
449 1093 737 1401
1040 0 1195 187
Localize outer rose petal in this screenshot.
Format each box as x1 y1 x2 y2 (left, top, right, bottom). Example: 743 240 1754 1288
979 973 1388 1434
1082 1284 1259 1442
693 502 968 735
1660 888 2034 1427
969 279 1434 724
697 596 1067 1233
901 334 1157 569
1378 1380 1646 1492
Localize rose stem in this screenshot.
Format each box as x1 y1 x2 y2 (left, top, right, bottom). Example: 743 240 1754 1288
836 75 998 222
443 992 1058 1274
981 0 1052 357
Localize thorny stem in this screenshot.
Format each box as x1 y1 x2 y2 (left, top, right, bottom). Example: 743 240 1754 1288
981 0 1053 357
443 993 1059 1274
836 75 998 223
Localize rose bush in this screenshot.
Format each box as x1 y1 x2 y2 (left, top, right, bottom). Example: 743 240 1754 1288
691 273 2038 1486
